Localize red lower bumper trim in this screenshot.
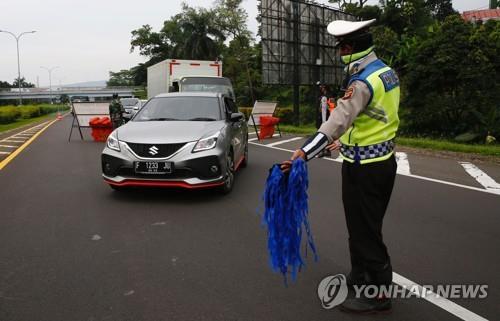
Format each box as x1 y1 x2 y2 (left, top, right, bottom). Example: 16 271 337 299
104 178 224 189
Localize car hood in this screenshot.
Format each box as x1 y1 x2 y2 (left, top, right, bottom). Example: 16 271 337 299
116 120 226 144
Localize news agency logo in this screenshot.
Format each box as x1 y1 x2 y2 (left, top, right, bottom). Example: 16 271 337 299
317 274 348 309
149 146 159 156
317 274 489 310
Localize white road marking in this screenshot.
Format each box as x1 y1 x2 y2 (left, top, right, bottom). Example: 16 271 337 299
248 131 257 135
266 137 302 147
248 133 281 142
2 140 25 143
460 162 500 194
0 152 10 155
151 222 167 226
0 121 50 143
393 273 488 321
396 152 411 175
91 234 102 241
0 145 16 148
249 141 500 196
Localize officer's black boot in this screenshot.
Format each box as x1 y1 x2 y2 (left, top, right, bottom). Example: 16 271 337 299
339 294 392 314
341 263 392 314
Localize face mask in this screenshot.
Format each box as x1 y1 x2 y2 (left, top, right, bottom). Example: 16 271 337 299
340 46 374 65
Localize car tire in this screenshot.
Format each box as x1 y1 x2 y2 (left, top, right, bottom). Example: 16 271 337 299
241 139 248 168
220 151 235 194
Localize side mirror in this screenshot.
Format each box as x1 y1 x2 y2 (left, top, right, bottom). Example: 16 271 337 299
230 112 244 122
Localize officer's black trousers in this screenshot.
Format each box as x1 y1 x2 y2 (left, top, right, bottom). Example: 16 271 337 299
342 154 397 286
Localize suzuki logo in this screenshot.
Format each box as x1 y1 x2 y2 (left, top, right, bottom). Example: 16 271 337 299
149 146 159 156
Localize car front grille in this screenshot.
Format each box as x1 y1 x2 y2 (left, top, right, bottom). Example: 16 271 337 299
125 142 186 158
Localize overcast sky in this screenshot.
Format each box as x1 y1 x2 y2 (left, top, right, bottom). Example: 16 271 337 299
0 0 489 87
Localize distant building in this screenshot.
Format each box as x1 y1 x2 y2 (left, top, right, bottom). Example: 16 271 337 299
462 9 500 23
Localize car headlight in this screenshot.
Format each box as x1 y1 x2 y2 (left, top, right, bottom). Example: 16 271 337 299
193 131 220 153
106 131 121 152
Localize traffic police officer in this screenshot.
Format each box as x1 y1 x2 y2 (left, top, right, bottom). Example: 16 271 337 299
109 93 125 129
281 19 400 313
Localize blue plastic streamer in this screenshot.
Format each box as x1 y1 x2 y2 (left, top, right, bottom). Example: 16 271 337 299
262 158 318 285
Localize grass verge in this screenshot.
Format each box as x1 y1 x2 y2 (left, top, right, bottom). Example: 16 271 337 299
277 124 500 157
395 137 500 157
279 124 316 135
0 112 59 133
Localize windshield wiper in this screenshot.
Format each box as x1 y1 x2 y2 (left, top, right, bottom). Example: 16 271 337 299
147 117 182 121
187 117 217 121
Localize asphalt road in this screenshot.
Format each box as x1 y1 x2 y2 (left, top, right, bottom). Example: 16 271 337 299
0 117 499 321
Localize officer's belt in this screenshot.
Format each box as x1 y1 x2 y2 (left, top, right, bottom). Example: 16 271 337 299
340 140 395 163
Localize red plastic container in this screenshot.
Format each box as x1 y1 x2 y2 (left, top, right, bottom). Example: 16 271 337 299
259 116 280 139
89 117 113 142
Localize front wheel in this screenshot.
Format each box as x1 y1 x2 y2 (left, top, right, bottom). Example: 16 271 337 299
220 152 235 194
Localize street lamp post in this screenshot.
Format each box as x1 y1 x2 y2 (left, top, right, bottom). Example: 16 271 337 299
0 30 36 105
40 66 59 104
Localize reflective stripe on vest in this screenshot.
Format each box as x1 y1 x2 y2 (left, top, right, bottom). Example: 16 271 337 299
340 59 400 164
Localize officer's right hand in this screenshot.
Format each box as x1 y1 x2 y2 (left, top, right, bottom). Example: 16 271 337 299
325 140 341 151
280 149 305 173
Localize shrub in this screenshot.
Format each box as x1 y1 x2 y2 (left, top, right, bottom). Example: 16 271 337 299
39 104 62 115
0 107 21 124
275 108 294 124
19 106 40 119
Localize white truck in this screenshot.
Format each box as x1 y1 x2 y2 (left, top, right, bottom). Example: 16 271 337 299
147 59 223 99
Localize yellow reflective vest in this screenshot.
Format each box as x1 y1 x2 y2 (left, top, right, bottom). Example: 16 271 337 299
340 59 400 164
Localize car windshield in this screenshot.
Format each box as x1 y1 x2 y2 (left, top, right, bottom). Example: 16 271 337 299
120 98 139 106
180 77 235 100
133 97 221 122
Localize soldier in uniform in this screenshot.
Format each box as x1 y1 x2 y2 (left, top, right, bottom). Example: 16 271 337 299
109 93 125 129
281 19 400 313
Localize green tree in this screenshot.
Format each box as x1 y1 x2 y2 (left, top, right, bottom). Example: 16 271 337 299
426 0 457 21
372 26 400 66
214 0 256 103
107 70 135 87
179 4 225 60
12 77 35 88
60 94 70 104
0 80 12 88
402 16 500 138
379 0 433 36
328 0 369 9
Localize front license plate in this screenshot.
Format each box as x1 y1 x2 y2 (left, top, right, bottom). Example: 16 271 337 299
134 161 173 174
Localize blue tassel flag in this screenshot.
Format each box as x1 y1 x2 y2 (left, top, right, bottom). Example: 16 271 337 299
262 158 318 284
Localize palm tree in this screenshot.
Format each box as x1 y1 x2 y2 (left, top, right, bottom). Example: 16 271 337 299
180 6 225 60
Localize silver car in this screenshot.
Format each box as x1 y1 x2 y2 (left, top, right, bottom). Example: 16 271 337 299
102 92 248 193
